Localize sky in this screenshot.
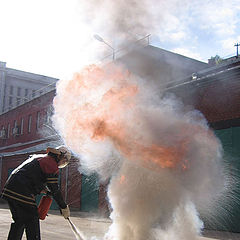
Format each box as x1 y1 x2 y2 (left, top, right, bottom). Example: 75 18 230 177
0 0 240 80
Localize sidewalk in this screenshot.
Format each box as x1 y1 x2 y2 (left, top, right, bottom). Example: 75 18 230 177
0 203 239 240
0 203 110 240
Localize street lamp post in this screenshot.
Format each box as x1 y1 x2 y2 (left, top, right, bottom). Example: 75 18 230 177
94 34 115 60
234 43 239 58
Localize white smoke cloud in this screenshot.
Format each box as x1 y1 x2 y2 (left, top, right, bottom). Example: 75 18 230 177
77 0 168 52
53 63 225 240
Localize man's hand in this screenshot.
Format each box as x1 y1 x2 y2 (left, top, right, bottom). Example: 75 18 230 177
40 189 47 194
61 205 70 219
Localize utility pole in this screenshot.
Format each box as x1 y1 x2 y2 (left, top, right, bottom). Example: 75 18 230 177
234 43 240 58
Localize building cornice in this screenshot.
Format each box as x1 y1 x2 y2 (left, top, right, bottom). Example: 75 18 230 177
0 134 60 152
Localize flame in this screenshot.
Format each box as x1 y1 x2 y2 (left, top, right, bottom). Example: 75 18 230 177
141 142 188 169
112 137 190 171
53 63 216 172
120 175 126 184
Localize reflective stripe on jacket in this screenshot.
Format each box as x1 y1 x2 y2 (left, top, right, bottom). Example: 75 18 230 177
1 155 67 209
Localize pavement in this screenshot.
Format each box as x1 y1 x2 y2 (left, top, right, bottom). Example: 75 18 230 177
0 202 240 240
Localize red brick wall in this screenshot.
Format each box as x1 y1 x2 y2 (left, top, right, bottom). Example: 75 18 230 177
1 154 28 189
171 78 240 125
61 159 82 209
98 180 110 216
0 91 55 150
196 80 240 123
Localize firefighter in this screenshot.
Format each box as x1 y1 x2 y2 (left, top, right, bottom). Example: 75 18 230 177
1 146 71 240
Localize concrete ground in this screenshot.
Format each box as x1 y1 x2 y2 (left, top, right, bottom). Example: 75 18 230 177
0 203 240 240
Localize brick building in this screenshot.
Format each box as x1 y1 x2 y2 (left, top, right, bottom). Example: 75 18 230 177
0 65 109 215
0 87 108 214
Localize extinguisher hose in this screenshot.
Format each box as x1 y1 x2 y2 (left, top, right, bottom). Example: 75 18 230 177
67 217 85 240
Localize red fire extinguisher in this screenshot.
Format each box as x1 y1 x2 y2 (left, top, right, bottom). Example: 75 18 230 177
38 195 53 220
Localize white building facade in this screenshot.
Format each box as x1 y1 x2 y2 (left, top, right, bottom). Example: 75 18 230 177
0 61 58 114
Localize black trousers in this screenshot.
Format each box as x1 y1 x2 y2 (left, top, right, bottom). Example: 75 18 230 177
7 199 41 240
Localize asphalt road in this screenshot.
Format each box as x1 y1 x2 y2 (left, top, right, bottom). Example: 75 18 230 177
0 203 239 240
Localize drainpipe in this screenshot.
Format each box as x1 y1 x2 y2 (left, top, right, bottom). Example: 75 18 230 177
0 62 6 113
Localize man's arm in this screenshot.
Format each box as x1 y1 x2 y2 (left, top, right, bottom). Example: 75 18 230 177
46 174 67 209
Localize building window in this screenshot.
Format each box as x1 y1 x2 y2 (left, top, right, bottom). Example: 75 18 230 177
16 98 21 106
12 120 19 136
32 90 36 98
7 123 10 138
20 118 24 134
17 87 21 96
28 115 32 133
9 97 12 106
36 112 40 129
45 106 53 124
24 89 29 102
44 112 47 124
9 86 14 95
0 126 6 139
0 126 3 136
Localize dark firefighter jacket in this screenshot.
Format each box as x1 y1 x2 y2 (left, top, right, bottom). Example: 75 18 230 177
1 155 67 209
